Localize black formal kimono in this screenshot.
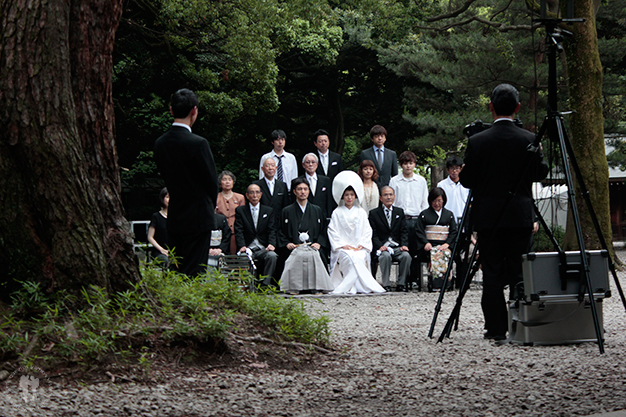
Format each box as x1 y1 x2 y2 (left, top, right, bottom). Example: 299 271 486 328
154 125 218 276
279 202 328 261
415 207 458 250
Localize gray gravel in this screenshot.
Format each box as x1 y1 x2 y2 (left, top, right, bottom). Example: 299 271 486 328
3 253 626 416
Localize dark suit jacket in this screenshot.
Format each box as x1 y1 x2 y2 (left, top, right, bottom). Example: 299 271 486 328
460 120 549 231
360 146 398 186
316 150 343 181
154 126 218 234
369 205 409 250
299 174 335 219
212 213 232 254
234 203 276 250
254 178 290 220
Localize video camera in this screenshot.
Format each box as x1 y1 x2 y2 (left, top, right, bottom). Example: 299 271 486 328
463 119 524 138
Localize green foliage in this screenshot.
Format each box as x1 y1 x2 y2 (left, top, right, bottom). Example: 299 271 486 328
531 224 566 252
121 151 158 189
0 265 330 367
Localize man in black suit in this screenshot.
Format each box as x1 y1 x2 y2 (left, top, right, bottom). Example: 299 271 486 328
154 88 218 276
299 153 335 219
234 184 279 286
254 158 290 222
313 129 343 181
460 83 549 340
359 125 398 186
369 186 412 292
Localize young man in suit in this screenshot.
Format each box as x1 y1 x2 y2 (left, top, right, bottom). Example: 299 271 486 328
460 83 549 340
369 186 412 292
259 129 298 191
254 158 290 222
359 125 398 186
313 129 343 181
154 88 218 276
234 184 279 287
299 153 335 219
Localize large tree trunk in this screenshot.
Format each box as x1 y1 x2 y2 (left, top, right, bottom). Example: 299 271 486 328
562 0 614 254
0 0 140 300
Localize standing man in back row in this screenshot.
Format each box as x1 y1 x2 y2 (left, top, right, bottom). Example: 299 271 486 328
154 88 218 276
360 125 398 186
259 129 298 191
460 83 548 340
313 129 343 182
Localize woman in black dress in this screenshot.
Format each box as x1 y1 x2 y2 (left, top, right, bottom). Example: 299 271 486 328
147 187 170 265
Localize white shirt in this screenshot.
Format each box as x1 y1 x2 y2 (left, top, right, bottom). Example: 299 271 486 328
264 177 275 195
437 176 469 222
298 201 308 214
259 150 298 191
318 151 329 175
172 122 191 132
305 173 318 196
389 173 428 216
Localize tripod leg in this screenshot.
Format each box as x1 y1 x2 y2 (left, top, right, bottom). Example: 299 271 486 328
553 116 604 353
437 242 480 343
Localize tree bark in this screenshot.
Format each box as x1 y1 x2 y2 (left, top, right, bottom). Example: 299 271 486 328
0 0 140 300
562 0 614 255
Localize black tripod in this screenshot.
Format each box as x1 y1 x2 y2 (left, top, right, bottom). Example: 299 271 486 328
430 18 626 353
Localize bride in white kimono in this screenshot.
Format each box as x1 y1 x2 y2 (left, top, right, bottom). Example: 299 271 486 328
329 171 386 294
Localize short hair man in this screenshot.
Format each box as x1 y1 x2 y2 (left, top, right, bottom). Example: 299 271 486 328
313 129 344 181
359 125 399 186
254 158 291 222
369 186 412 292
259 129 298 191
437 155 471 288
460 83 549 340
389 150 429 283
234 184 279 287
278 178 333 294
154 88 218 276
299 153 335 219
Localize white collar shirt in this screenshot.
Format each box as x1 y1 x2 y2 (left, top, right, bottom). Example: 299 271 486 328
318 151 329 175
172 122 191 132
437 176 469 222
264 177 275 195
305 173 317 196
389 173 428 216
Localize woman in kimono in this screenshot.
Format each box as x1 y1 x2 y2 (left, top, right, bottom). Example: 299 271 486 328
416 187 458 290
329 171 386 294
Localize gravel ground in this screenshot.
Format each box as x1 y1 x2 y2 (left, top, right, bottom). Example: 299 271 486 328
3 253 626 417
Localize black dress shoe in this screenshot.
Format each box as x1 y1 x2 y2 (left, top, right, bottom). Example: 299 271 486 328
383 286 392 292
484 331 507 341
396 285 408 292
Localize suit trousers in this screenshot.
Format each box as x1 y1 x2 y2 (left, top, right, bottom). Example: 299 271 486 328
478 227 532 335
169 230 212 277
252 249 278 285
378 249 411 286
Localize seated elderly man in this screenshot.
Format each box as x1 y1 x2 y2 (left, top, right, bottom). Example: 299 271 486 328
234 184 279 287
369 186 412 292
278 177 333 295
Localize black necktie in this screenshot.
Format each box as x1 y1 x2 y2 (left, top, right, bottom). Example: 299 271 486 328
276 156 284 182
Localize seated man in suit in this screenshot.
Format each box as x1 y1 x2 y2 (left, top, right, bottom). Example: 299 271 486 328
369 186 412 292
254 158 290 223
207 213 231 270
359 125 398 186
313 129 343 182
234 184 279 287
299 153 335 219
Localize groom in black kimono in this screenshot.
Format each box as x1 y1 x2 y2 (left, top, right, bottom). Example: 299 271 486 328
278 177 329 267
